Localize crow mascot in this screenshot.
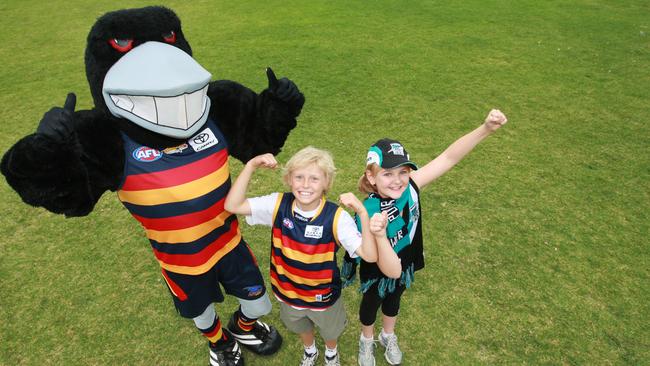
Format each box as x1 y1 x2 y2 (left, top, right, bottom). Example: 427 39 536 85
1 6 305 366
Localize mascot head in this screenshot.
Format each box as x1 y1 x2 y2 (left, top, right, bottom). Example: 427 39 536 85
85 6 211 139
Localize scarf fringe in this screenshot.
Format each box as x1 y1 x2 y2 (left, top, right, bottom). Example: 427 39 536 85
359 263 415 298
341 259 358 288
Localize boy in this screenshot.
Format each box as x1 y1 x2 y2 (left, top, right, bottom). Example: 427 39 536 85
225 146 398 366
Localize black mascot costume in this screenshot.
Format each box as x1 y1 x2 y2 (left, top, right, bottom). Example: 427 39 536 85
1 6 305 366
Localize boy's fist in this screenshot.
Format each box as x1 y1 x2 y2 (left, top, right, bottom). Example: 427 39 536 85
339 192 363 212
248 153 278 169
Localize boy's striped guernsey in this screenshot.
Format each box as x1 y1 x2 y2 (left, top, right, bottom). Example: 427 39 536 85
270 193 343 309
117 119 242 275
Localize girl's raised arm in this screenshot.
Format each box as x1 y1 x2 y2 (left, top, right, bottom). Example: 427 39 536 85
411 109 507 189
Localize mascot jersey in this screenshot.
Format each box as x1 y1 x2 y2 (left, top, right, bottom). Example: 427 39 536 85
270 194 343 309
117 119 241 275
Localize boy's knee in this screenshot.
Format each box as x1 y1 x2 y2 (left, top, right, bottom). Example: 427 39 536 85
192 303 216 329
239 294 272 319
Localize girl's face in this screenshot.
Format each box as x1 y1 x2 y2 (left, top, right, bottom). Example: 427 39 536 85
289 163 328 211
367 166 411 199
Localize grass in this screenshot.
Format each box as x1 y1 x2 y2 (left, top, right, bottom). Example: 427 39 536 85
0 0 648 365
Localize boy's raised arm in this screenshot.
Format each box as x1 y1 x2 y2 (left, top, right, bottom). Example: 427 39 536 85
225 153 278 215
411 109 508 189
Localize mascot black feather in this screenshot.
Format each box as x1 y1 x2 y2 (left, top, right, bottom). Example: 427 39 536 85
1 6 305 366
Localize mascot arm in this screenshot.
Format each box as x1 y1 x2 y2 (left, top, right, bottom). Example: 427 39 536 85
207 68 305 163
1 100 124 217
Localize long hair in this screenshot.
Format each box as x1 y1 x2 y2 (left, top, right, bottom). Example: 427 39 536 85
358 163 382 194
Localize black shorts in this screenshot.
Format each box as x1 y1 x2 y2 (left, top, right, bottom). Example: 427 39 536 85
161 240 266 318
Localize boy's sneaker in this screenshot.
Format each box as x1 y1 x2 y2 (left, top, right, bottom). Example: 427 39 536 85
358 337 376 366
324 353 341 366
209 331 244 366
300 349 318 366
227 314 283 355
379 333 402 365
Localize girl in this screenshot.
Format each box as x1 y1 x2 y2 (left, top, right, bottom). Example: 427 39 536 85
350 109 508 366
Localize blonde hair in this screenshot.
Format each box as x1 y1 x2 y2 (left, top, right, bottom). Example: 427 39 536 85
358 163 381 194
283 146 336 194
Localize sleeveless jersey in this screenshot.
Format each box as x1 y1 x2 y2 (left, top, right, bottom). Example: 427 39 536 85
270 193 343 309
117 119 242 275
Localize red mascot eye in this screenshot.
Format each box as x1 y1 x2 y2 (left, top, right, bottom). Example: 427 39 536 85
163 31 176 44
109 38 134 53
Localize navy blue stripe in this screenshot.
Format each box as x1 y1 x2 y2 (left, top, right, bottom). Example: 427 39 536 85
122 180 231 218
271 246 338 272
121 119 228 174
149 215 238 255
270 263 336 291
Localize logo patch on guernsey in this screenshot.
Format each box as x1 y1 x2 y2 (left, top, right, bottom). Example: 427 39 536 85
304 225 323 239
132 146 162 162
315 292 332 302
163 143 188 155
244 285 263 297
189 127 218 152
283 218 294 229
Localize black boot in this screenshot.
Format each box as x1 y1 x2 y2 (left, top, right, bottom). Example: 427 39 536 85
227 313 282 355
208 330 244 366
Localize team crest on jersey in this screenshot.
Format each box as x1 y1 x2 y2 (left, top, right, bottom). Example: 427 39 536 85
304 225 323 239
189 127 218 152
409 201 420 222
132 146 162 162
163 143 188 155
282 218 294 229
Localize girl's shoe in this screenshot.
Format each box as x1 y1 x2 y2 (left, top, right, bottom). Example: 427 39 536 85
358 337 376 366
379 333 402 365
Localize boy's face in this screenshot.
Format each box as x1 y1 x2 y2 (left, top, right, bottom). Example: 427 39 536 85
289 163 328 211
367 166 411 200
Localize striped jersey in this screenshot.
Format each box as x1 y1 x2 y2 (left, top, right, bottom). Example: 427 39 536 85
270 193 343 309
117 119 242 275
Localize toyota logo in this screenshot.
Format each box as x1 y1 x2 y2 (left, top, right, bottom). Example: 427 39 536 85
193 133 209 144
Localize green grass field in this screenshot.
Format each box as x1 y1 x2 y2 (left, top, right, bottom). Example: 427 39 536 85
1 1 648 365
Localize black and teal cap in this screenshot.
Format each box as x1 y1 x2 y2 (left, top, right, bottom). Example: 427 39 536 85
366 138 418 170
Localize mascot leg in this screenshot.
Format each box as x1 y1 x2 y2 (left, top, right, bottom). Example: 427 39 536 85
227 295 283 355
217 242 283 355
193 304 243 366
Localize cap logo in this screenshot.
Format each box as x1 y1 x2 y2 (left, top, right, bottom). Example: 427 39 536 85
366 150 381 166
388 143 405 156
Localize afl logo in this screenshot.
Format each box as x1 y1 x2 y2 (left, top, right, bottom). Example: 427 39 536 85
282 218 294 229
132 146 162 162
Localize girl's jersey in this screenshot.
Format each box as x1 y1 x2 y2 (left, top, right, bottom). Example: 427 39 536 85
357 179 424 297
270 193 344 309
117 119 243 275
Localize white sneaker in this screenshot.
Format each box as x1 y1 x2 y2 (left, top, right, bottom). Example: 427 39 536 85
324 352 341 366
300 349 319 366
358 337 376 366
379 333 402 365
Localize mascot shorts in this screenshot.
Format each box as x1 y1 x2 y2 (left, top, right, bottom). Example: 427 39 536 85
161 240 266 318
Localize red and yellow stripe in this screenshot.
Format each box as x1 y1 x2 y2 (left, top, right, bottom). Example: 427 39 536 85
155 221 242 275
118 161 230 206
